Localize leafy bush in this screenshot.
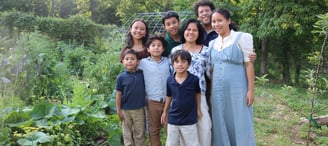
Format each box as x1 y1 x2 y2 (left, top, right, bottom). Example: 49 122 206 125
0 11 104 45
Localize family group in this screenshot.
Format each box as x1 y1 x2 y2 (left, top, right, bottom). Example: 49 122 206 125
115 0 256 146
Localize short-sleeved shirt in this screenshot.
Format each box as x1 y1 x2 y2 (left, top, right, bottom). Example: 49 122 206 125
116 69 146 110
138 56 171 102
203 30 218 46
171 45 211 95
163 33 181 57
166 72 200 125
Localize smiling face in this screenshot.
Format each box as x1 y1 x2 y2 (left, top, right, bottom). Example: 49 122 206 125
130 21 147 40
163 17 180 36
173 56 190 74
197 6 212 25
183 22 199 43
122 53 139 72
147 39 164 58
211 12 231 37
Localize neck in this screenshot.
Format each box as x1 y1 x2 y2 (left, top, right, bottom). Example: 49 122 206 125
133 39 143 45
183 42 201 53
220 30 231 39
127 68 137 72
175 71 188 78
184 41 197 47
151 56 162 62
203 24 212 34
170 33 180 41
132 39 144 51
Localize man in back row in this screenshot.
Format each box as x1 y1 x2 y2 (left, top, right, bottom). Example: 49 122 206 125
194 0 218 46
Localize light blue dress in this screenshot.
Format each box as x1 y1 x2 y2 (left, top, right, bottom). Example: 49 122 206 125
209 32 255 146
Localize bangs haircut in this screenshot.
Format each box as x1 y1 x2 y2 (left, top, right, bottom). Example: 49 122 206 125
171 49 192 64
179 19 205 45
162 11 180 25
122 49 140 60
146 34 167 49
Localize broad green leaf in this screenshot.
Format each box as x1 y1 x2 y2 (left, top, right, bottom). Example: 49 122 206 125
30 102 56 120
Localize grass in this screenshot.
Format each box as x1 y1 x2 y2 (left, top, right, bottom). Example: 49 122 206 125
254 83 328 146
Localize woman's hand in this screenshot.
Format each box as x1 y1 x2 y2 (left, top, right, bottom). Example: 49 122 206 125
246 90 254 106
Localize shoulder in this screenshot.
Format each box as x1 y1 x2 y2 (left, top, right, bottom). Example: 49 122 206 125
140 57 149 64
202 45 209 52
207 30 218 39
208 38 217 48
136 69 143 74
116 72 125 80
237 32 253 41
162 57 170 62
171 44 183 54
188 72 199 80
166 75 175 83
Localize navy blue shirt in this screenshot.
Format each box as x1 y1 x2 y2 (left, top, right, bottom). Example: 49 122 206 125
116 69 146 110
166 72 200 125
203 30 218 46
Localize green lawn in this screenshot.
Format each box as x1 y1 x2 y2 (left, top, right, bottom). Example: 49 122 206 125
253 84 328 146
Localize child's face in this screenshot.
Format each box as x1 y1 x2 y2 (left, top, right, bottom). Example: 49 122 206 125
173 57 190 73
163 17 180 36
147 39 164 58
122 54 139 72
184 22 199 43
130 21 147 40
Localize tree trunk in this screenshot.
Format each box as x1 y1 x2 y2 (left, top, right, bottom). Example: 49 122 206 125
295 63 301 84
260 38 269 76
89 0 95 21
51 0 55 17
282 47 291 83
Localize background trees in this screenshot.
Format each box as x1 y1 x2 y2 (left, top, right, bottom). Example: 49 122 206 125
0 0 327 145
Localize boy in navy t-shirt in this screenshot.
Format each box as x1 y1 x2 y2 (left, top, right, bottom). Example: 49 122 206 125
161 49 202 146
116 49 146 146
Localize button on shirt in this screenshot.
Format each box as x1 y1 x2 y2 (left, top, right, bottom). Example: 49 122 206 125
115 69 146 110
139 56 171 102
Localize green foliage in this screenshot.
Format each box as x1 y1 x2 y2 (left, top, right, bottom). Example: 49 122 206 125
0 127 12 145
255 74 269 87
0 11 103 45
1 99 118 145
17 131 52 146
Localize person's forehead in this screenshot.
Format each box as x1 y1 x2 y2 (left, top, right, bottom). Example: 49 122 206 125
198 5 211 11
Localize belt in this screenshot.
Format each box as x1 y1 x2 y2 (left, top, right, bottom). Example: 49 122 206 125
149 98 164 103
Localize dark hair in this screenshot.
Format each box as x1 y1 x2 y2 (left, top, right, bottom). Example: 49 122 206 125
145 34 167 49
193 0 216 17
211 8 238 31
125 19 149 49
122 49 139 60
171 50 192 65
180 19 204 45
162 11 180 25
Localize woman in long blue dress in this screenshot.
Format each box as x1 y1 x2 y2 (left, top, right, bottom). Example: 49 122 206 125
209 8 256 146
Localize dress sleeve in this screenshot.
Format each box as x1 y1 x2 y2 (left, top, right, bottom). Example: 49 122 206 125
238 33 253 62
